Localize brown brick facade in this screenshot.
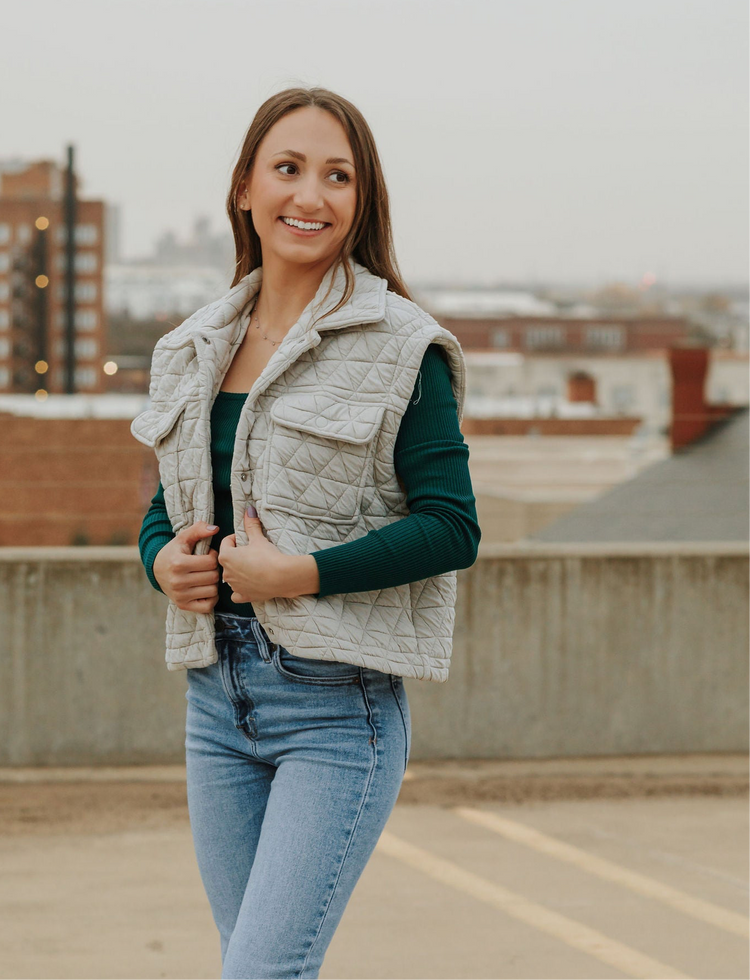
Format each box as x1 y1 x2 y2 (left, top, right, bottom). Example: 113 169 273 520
0 416 158 546
438 315 690 353
0 160 106 394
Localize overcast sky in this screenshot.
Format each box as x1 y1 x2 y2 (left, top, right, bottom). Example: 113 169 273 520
3 0 747 287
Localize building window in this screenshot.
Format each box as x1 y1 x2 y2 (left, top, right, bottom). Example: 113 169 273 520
0 283 9 301
54 224 98 246
585 324 626 350
76 338 98 359
76 253 97 273
491 328 511 348
58 282 97 302
17 225 31 245
77 310 97 331
55 310 98 331
56 252 99 273
0 225 9 245
76 224 98 245
525 325 565 349
0 253 9 273
0 310 8 330
55 338 98 358
0 367 9 388
75 367 97 388
0 338 9 358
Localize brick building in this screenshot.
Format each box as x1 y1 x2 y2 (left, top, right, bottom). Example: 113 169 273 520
0 158 106 394
0 407 157 546
436 314 691 353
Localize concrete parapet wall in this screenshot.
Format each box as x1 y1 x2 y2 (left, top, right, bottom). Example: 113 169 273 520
0 544 747 765
0 549 180 767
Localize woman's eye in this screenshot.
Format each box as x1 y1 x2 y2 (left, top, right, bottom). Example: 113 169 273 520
275 163 351 184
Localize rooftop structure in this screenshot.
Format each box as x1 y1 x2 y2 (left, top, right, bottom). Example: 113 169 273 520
0 155 106 394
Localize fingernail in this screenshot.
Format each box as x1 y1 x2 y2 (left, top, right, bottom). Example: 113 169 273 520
206 524 218 532
246 504 257 518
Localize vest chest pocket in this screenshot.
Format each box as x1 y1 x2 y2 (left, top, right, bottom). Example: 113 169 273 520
130 396 190 449
264 393 386 525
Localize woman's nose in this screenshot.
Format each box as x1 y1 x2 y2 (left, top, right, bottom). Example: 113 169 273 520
293 178 325 209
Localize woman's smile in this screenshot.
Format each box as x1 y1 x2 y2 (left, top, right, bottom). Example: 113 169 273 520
278 215 331 236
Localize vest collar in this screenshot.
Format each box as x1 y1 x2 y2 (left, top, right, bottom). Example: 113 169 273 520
160 257 388 355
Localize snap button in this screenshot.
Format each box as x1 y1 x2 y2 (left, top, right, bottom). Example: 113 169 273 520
267 627 274 635
315 418 326 428
240 473 247 482
201 336 211 344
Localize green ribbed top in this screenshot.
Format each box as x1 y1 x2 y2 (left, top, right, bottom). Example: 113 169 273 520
138 344 480 612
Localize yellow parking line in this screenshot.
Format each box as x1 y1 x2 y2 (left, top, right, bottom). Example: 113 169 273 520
377 830 691 980
454 807 749 940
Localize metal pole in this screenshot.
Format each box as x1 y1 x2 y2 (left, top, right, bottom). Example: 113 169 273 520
34 226 48 371
63 144 77 393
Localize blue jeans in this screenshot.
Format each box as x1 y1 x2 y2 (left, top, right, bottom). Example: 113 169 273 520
184 612 412 979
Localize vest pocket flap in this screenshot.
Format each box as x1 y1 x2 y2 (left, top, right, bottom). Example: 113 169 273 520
270 394 385 445
130 397 190 448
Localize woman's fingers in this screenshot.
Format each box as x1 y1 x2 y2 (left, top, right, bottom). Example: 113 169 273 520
183 569 220 588
181 595 219 613
182 583 220 601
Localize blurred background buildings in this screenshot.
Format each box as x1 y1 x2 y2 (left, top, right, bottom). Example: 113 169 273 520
0 0 745 804
0 152 747 550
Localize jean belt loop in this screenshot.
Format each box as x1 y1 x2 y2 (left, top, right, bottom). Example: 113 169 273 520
250 618 272 662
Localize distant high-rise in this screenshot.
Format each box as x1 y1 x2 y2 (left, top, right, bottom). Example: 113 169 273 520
0 156 106 394
105 202 121 265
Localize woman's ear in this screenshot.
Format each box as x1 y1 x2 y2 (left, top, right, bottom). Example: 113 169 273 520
237 181 251 211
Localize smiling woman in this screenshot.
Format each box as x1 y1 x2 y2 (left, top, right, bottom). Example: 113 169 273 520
231 105 359 300
133 85 480 980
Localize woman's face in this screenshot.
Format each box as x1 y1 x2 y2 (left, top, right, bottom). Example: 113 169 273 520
238 106 358 271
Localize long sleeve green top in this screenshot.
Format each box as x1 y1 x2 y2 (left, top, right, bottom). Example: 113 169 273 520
138 343 480 614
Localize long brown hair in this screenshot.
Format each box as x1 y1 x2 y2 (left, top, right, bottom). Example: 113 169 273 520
225 87 414 323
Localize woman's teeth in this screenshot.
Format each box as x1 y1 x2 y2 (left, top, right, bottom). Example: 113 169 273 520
280 216 328 231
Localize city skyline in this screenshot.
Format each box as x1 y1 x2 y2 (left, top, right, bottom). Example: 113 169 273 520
4 0 748 288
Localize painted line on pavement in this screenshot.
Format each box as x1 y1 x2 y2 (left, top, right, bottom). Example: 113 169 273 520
454 806 749 940
377 830 691 980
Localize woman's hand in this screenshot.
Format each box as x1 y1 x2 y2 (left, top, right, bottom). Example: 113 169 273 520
152 522 221 613
219 507 320 603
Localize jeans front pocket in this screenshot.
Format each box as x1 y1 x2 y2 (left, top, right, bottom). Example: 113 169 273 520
272 645 362 685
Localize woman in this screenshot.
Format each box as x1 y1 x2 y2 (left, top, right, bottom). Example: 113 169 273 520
133 86 480 979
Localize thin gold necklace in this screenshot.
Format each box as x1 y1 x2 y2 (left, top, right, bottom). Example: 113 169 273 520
250 294 284 347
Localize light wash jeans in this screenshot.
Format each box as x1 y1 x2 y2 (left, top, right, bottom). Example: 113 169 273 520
185 611 412 979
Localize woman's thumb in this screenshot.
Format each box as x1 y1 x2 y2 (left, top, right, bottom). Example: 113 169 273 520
178 521 219 550
243 504 264 537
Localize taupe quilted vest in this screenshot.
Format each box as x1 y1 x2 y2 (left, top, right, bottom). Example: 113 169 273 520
131 258 466 682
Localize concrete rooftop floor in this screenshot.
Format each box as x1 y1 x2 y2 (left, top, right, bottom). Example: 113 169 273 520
0 756 747 979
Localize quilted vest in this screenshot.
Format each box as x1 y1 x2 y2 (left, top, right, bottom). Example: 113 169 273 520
131 257 466 682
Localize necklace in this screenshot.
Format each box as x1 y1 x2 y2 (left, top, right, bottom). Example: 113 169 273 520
250 294 284 347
